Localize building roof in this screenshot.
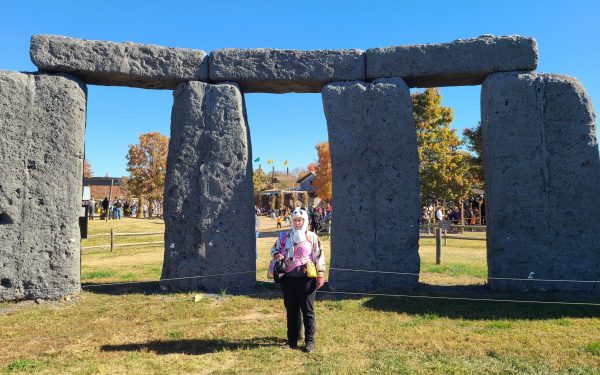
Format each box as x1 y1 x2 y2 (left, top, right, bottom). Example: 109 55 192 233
83 177 123 186
260 189 311 196
296 171 315 183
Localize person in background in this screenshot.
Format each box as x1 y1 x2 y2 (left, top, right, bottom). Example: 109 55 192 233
255 213 260 259
421 207 431 234
102 197 109 221
88 196 95 220
435 205 444 223
114 199 123 220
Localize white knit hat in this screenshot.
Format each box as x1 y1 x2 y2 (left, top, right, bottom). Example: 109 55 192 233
291 208 309 242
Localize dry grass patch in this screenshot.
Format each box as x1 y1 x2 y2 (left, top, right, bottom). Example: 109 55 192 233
1 216 599 373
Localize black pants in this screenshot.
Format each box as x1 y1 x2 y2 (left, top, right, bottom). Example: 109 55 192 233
280 276 316 344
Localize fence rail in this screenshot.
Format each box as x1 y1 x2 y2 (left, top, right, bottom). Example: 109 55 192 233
420 225 487 265
82 229 164 252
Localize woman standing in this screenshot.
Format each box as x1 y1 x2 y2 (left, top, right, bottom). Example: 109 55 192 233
271 208 326 352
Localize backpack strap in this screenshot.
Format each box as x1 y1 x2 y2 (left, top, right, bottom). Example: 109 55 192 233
277 231 289 254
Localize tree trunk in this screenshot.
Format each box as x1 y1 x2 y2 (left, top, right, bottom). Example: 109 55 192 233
148 199 154 218
137 196 144 218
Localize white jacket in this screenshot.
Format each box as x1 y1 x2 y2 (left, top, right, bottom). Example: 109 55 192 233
270 230 326 277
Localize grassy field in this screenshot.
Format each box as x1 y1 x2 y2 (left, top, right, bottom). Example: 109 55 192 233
1 217 599 374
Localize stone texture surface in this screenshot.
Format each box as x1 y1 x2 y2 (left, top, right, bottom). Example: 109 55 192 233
322 78 420 291
367 35 537 87
30 34 208 89
161 81 255 293
209 48 365 93
0 70 86 301
482 72 600 293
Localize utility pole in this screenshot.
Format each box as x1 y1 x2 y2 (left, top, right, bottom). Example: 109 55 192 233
108 178 114 202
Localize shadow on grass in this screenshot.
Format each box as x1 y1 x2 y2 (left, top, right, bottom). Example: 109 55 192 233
100 336 283 355
82 280 282 298
82 279 600 321
81 280 161 296
358 283 600 320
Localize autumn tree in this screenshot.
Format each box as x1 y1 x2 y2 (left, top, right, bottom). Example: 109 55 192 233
253 168 269 193
300 191 309 208
276 192 285 210
313 142 332 202
125 132 169 218
412 88 474 203
83 159 93 178
268 194 276 211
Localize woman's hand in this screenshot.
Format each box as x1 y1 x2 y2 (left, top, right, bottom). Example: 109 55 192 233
274 253 284 261
316 276 325 290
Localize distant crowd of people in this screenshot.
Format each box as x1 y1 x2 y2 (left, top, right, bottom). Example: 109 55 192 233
420 197 485 233
256 203 332 233
86 197 161 221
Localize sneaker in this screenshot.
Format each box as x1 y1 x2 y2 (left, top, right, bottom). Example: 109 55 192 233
304 341 315 353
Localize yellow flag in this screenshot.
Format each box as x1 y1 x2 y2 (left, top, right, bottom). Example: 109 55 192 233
283 160 288 166
267 159 273 165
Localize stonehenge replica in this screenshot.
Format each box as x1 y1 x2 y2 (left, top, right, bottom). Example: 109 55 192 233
1 34 598 301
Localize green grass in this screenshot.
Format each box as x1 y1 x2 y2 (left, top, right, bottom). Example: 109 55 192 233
421 262 487 278
81 270 117 279
1 217 599 374
584 342 600 356
6 359 44 372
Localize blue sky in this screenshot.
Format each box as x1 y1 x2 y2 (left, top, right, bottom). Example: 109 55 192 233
2 1 598 177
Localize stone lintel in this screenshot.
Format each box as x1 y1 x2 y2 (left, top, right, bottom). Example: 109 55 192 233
367 35 538 87
209 48 365 93
30 34 208 89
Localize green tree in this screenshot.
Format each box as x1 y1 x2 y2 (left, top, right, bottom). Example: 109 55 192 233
462 122 484 188
412 88 474 203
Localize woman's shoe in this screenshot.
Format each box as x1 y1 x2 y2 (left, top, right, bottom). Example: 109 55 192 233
304 341 315 353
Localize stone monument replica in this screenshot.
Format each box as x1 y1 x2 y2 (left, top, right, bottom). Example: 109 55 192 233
1 33 598 301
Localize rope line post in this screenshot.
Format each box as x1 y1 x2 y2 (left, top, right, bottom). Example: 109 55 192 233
110 228 115 253
435 227 442 265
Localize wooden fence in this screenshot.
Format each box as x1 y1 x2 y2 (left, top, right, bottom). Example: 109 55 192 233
420 224 487 265
82 229 164 252
82 223 484 264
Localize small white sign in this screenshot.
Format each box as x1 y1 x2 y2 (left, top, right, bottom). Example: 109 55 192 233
82 186 91 200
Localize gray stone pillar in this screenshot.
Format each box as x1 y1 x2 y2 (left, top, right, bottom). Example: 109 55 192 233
0 70 86 301
482 72 600 292
161 81 255 293
322 78 420 291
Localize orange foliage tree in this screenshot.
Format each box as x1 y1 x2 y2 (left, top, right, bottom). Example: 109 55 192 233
313 142 332 202
125 132 169 217
83 159 93 178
